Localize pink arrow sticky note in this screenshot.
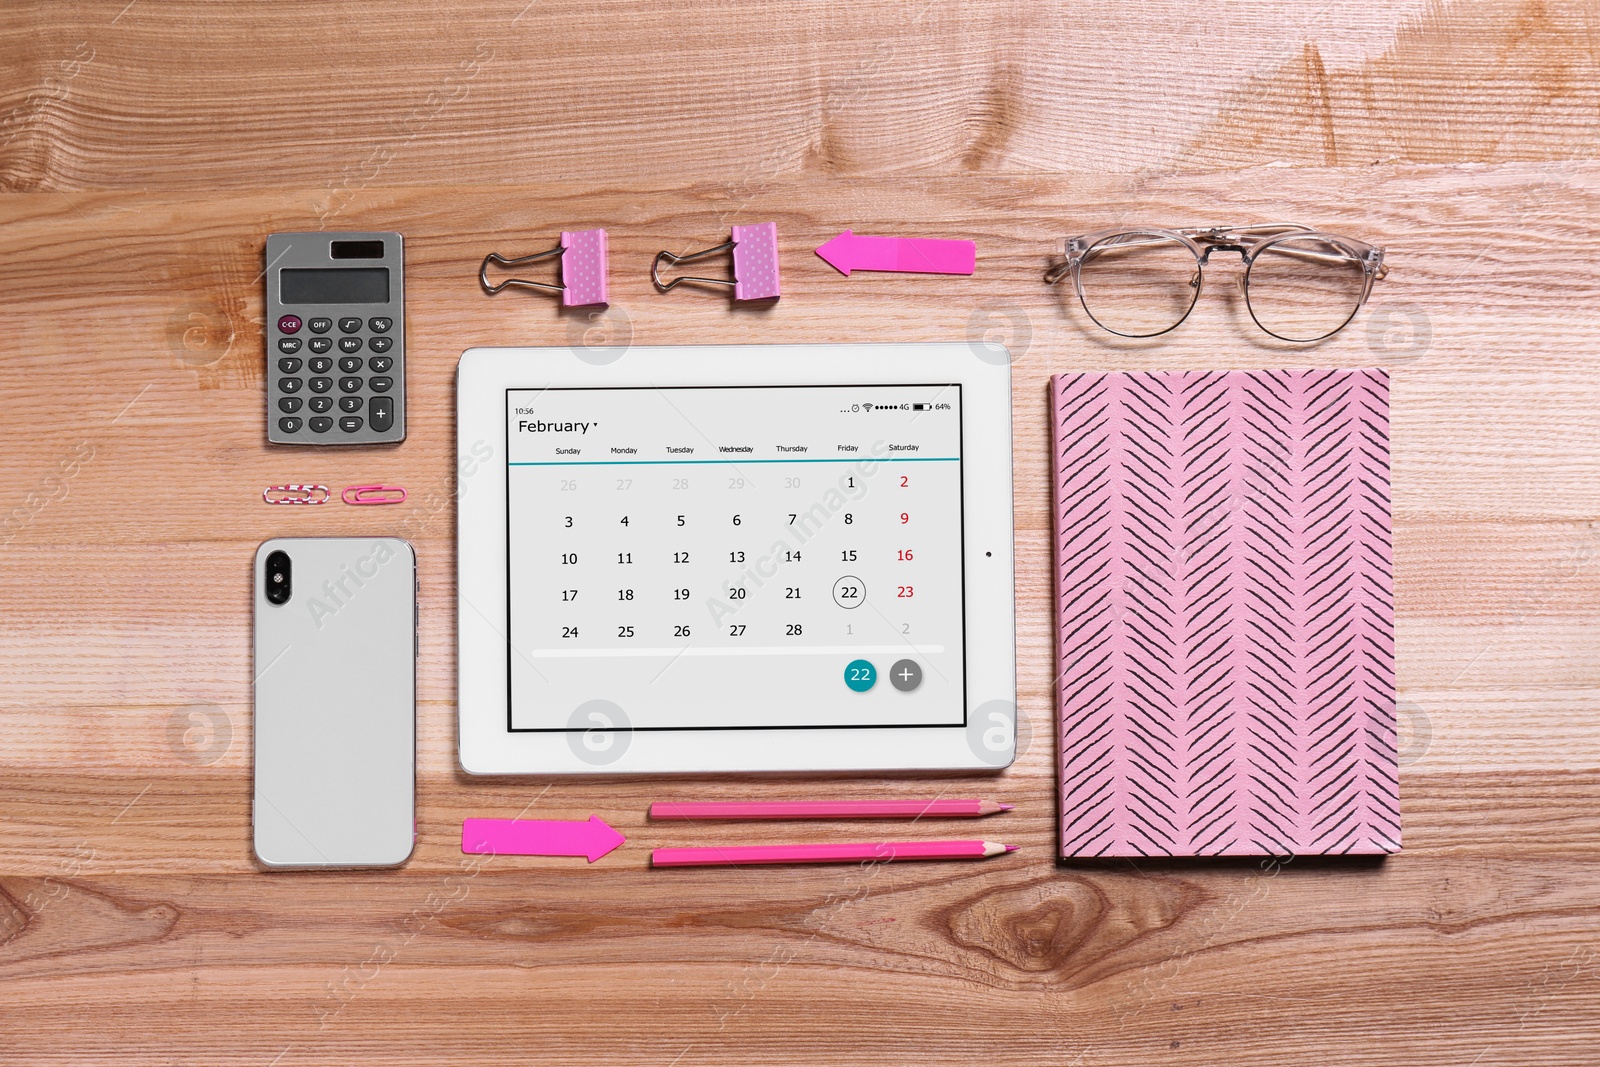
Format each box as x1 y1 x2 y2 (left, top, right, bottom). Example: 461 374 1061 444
462 815 626 862
815 230 976 277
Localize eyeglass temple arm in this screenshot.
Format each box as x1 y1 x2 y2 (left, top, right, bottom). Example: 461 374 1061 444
1050 229 1388 280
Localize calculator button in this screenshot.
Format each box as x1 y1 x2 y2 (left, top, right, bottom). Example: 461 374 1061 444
368 317 392 333
338 317 362 334
277 396 303 413
277 336 302 354
368 355 393 373
307 317 332 334
277 315 302 334
338 355 364 373
309 355 333 374
309 376 332 393
278 376 302 393
338 336 363 354
308 395 333 414
370 396 394 432
368 375 393 393
277 357 302 374
339 376 362 393
339 395 363 413
889 660 923 692
308 336 333 354
339 415 364 433
278 417 302 433
308 416 333 433
368 335 393 354
844 659 876 693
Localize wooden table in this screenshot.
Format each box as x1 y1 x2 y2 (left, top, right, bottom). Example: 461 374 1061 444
2 2 1597 1064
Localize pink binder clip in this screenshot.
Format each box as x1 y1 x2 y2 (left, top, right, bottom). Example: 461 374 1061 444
263 484 329 505
480 229 608 307
652 222 780 302
341 484 407 506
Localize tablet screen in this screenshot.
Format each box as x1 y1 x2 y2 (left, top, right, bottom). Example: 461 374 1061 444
503 384 966 732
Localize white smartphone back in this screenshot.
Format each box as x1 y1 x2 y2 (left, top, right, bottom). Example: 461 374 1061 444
253 537 416 868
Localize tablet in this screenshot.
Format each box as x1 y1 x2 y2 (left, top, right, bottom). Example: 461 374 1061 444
457 344 1015 774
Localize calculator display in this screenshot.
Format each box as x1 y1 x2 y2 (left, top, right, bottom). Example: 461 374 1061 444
280 267 389 305
505 384 966 732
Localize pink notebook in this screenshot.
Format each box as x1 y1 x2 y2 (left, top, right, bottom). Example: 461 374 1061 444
1051 369 1400 858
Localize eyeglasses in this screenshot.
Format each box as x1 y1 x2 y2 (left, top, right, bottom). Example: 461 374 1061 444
1044 223 1388 342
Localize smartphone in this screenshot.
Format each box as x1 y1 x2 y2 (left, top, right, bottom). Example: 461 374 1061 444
253 537 416 868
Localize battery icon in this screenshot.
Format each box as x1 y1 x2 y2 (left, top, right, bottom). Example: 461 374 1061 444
911 403 931 411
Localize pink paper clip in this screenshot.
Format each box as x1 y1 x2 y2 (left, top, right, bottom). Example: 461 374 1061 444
341 484 407 506
652 222 780 302
480 229 608 307
263 484 329 505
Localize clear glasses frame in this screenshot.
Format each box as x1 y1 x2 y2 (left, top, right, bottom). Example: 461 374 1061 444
1044 223 1389 342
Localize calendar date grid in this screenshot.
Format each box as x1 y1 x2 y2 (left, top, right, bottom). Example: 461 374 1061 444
516 457 958 657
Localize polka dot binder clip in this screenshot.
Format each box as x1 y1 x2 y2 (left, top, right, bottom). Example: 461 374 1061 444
479 228 609 308
652 222 781 302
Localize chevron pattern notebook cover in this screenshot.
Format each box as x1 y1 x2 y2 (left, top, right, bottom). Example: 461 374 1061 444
1051 369 1400 858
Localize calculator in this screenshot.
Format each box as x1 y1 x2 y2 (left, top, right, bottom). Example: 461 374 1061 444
456 344 1017 775
265 232 405 445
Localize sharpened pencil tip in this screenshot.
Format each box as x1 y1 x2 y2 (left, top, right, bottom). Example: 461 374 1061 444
999 804 1014 811
1005 845 1019 852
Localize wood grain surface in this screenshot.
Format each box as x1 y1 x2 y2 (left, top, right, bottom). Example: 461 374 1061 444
2 2 1598 1064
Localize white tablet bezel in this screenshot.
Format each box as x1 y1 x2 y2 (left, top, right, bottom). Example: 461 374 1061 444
457 343 1015 774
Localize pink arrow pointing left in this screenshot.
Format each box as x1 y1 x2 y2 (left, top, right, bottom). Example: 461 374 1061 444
462 815 626 862
815 230 976 276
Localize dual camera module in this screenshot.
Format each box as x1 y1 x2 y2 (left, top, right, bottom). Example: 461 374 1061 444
265 550 292 604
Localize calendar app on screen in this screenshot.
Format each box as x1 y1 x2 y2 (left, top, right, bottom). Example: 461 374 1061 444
503 384 967 732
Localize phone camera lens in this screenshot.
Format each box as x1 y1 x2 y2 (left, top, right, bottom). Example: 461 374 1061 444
265 550 292 604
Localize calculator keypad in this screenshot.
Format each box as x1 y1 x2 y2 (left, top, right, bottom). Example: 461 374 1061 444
269 308 400 442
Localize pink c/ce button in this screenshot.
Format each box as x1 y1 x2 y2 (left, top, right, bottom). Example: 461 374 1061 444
278 315 302 334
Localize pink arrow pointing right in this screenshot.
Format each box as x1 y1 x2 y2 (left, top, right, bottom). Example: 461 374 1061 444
462 815 626 862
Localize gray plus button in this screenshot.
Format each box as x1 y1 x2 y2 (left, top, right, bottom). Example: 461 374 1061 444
889 659 922 692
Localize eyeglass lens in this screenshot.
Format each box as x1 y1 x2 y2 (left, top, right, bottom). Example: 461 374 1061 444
1245 236 1368 342
1076 233 1201 338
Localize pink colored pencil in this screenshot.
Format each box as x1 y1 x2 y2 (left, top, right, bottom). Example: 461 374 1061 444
651 840 1017 867
650 799 1012 820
